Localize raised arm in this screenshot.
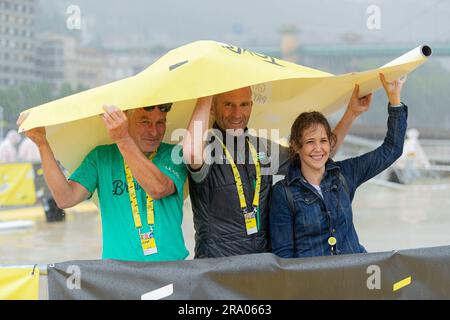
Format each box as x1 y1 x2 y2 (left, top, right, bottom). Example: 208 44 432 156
332 84 373 155
16 114 90 209
182 96 213 170
338 73 408 196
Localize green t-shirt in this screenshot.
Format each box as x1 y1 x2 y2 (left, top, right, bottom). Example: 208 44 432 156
69 142 189 262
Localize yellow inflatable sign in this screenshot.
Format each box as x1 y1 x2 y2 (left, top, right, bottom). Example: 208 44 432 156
18 41 431 179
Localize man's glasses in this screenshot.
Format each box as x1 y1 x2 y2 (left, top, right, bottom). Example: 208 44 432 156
144 103 173 113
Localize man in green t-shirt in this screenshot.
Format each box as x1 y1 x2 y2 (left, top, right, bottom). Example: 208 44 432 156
17 104 189 262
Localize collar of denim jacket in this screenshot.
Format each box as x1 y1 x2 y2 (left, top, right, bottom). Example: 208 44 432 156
286 159 341 186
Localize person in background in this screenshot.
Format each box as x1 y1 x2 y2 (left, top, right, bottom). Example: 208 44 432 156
0 130 21 163
18 137 41 163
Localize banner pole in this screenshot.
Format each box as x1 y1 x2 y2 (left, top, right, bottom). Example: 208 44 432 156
0 264 48 275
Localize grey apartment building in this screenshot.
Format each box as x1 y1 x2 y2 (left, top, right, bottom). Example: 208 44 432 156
0 0 36 87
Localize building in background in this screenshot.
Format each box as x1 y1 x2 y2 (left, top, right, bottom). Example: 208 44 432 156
0 1 110 92
0 0 37 87
101 36 166 81
105 47 161 81
35 33 109 90
34 33 65 89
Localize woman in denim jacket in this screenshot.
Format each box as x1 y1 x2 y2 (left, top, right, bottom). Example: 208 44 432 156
270 74 408 258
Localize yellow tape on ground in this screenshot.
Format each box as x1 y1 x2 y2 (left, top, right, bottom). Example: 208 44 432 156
0 268 39 300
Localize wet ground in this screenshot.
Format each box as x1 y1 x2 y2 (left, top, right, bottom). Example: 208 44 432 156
1 178 450 266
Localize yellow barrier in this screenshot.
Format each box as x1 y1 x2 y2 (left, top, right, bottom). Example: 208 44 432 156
0 163 36 206
0 267 40 300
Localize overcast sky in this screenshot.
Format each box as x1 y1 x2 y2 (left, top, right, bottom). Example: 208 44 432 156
38 0 450 48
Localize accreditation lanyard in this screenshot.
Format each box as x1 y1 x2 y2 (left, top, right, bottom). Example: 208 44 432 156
328 192 338 255
217 137 261 235
124 150 158 256
323 183 338 255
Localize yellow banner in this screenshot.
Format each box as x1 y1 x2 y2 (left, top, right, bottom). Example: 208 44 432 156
17 41 431 186
0 163 36 206
0 268 40 300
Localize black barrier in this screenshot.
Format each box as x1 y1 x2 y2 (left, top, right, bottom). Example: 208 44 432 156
32 163 52 200
32 163 66 222
47 245 450 300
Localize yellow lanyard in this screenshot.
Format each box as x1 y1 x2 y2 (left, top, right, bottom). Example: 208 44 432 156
124 150 158 230
217 137 261 213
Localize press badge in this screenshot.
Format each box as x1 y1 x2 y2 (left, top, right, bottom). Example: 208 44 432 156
140 231 158 256
244 211 258 235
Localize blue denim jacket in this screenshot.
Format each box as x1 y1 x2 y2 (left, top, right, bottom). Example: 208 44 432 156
270 104 408 258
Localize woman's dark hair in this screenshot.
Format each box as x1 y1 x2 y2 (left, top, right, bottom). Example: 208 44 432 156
289 111 337 165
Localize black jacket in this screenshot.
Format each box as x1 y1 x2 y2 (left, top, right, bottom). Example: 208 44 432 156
188 124 289 258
